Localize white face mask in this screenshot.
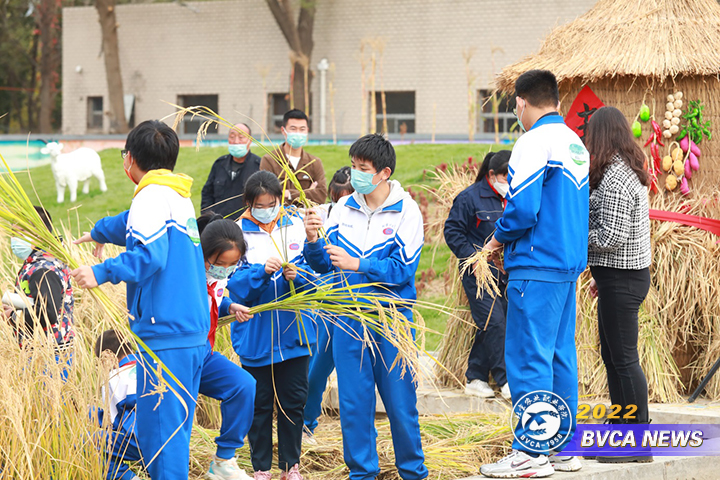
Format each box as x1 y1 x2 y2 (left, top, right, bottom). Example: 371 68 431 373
492 178 509 198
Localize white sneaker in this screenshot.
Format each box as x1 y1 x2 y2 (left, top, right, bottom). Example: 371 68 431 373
480 450 554 478
466 379 495 398
549 453 582 472
207 456 252 480
500 383 511 401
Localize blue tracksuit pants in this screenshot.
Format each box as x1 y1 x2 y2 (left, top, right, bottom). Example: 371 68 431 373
199 344 257 459
505 280 578 455
334 321 427 480
135 345 204 480
303 320 335 433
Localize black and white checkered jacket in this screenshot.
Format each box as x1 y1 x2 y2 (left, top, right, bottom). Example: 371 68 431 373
588 155 651 270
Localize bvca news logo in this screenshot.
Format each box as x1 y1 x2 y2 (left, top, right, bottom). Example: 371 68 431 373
511 390 573 453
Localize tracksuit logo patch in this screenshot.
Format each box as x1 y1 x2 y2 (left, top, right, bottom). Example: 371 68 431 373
569 143 589 165
186 218 201 245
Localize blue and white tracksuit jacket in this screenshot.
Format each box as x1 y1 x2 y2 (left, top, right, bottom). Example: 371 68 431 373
228 211 317 367
303 181 428 480
99 354 141 480
90 177 209 479
494 113 589 454
90 184 209 351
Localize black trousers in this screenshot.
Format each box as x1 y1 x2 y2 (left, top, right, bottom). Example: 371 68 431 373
462 274 508 386
591 265 651 423
243 355 310 471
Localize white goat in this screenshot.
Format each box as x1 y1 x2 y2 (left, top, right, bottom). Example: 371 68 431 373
40 142 108 203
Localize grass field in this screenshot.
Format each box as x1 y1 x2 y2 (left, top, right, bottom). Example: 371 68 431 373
11 142 501 349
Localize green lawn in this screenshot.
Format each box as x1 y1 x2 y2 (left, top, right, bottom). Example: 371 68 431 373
13 143 498 235
11 142 496 349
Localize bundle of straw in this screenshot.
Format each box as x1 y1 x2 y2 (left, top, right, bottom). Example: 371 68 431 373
459 250 501 299
424 161 492 387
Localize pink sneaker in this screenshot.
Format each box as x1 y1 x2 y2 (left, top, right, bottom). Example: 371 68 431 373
253 471 272 480
279 464 303 480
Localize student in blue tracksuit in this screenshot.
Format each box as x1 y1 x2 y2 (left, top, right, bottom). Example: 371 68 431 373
304 134 428 480
444 151 511 401
72 120 209 480
479 70 589 478
228 170 316 480
302 166 354 445
197 213 256 480
94 329 141 480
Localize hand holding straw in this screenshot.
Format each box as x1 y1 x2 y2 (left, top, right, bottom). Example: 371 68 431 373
460 239 503 299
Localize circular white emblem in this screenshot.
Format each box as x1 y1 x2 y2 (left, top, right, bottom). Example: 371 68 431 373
511 390 573 453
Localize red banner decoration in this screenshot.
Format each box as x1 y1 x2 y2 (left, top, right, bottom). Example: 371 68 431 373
565 85 605 140
649 209 720 237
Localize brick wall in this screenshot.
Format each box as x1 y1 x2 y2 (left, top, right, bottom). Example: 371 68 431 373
62 0 595 136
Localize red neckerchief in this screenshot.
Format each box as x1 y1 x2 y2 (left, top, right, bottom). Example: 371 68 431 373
207 281 218 350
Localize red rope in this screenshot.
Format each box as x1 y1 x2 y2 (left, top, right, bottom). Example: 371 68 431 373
649 209 720 236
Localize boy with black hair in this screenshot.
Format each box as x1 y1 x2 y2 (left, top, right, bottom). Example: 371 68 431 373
260 109 327 205
2 206 75 376
303 133 427 480
72 120 210 480
479 70 589 478
95 329 142 480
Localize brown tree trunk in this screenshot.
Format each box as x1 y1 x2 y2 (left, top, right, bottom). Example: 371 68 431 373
292 61 309 114
27 33 40 131
265 0 316 114
95 0 128 133
36 0 60 133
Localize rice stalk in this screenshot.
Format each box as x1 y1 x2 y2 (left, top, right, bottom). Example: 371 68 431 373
459 251 500 299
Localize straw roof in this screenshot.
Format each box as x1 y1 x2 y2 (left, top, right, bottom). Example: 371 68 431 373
497 0 720 92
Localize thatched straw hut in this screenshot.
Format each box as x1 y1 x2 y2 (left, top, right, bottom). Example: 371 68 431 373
497 0 720 181
496 0 720 397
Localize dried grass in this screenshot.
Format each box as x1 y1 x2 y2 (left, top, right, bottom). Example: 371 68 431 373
190 412 512 480
496 0 720 90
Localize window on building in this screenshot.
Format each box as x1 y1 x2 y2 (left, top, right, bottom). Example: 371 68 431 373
477 89 517 134
268 93 312 133
375 91 415 134
268 93 290 133
87 96 103 130
177 94 219 134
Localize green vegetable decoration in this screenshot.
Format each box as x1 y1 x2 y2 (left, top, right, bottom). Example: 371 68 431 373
677 99 712 144
632 120 642 138
639 103 650 122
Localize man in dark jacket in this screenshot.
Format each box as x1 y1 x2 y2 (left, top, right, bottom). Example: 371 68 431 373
201 123 261 219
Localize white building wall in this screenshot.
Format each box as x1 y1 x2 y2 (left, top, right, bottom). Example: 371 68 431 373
62 0 596 136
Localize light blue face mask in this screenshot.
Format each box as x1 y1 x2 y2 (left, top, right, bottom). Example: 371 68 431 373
11 237 33 260
515 102 527 133
285 132 308 149
207 263 237 281
228 143 248 158
252 204 280 224
350 169 381 195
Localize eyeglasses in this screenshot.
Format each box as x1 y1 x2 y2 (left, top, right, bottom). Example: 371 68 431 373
121 149 129 159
